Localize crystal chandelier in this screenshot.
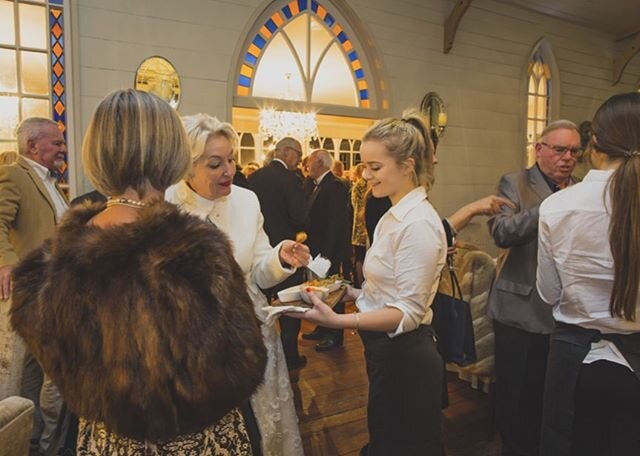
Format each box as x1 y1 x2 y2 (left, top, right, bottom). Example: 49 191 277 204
258 108 319 143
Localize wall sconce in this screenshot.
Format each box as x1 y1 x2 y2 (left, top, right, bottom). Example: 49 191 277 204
420 92 447 145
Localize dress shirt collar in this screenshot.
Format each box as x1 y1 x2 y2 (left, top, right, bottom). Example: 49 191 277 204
388 186 427 222
314 170 330 185
272 158 288 169
23 156 54 181
582 168 614 182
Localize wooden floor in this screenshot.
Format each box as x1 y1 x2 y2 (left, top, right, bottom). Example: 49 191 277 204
290 304 501 456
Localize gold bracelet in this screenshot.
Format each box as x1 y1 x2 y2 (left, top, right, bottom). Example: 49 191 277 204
354 312 360 331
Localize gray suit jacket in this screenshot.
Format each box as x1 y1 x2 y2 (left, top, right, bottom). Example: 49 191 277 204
487 165 571 334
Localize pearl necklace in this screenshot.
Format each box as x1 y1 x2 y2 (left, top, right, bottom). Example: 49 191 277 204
106 198 147 209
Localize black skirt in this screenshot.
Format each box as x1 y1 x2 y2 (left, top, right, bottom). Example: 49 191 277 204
359 325 443 455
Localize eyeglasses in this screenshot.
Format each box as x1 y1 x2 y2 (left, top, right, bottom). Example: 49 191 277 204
540 142 583 158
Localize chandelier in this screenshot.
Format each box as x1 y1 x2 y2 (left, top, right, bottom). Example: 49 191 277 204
258 108 319 144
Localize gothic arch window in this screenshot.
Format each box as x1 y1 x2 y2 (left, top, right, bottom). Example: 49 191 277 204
525 39 559 166
236 0 374 110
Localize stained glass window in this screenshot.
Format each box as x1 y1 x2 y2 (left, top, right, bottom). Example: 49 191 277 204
238 1 370 109
0 0 67 186
526 51 551 165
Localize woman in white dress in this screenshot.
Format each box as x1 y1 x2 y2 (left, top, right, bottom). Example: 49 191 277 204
166 114 308 456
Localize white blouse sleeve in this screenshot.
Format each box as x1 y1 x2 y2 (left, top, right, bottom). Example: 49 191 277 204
385 219 444 337
536 209 561 305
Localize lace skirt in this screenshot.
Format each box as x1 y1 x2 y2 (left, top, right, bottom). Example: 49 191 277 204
76 408 252 455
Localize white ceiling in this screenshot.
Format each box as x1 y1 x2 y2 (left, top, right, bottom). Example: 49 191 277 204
495 0 640 39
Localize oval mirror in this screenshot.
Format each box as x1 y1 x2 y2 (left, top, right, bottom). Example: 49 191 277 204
134 56 181 108
420 92 447 142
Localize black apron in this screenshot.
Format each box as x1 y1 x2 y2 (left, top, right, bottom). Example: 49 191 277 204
540 323 640 456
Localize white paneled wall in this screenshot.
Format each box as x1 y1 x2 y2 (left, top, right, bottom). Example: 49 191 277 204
71 0 639 252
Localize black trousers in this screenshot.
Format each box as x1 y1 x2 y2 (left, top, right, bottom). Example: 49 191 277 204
493 320 549 456
360 325 443 455
572 360 640 456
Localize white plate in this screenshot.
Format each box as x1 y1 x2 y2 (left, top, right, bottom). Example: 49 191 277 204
277 284 303 303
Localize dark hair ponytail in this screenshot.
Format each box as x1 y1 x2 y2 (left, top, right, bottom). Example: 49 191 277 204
592 92 640 321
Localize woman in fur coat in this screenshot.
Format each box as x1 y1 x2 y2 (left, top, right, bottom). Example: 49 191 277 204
165 114 310 456
10 89 268 455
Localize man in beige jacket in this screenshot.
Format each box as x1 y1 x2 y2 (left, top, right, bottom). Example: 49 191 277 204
0 117 69 455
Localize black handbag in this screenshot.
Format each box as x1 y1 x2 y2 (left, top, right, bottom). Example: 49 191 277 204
431 220 477 366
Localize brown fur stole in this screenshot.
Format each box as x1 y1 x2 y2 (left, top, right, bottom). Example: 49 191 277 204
10 200 267 442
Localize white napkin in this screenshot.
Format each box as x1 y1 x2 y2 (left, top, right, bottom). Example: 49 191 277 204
307 254 331 278
262 305 310 326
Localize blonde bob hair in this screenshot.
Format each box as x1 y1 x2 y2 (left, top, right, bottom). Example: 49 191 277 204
363 109 435 191
181 113 239 164
82 89 190 197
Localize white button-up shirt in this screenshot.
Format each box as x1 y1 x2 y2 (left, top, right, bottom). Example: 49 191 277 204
537 169 640 369
23 156 68 222
356 186 446 338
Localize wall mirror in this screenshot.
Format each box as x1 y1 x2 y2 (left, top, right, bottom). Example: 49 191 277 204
134 56 181 108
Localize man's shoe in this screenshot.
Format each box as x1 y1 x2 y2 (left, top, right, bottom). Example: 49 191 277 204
287 355 307 370
315 338 343 352
302 330 323 340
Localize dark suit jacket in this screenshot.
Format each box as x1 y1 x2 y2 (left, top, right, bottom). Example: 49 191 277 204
487 165 577 334
306 172 350 275
248 160 307 246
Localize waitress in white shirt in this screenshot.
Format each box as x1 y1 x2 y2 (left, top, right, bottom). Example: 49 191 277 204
537 92 640 456
293 110 447 455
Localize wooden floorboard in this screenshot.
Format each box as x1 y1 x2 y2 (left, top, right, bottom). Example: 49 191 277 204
291 304 501 455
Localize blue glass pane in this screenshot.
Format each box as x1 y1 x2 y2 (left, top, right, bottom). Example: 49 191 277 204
252 35 266 49
265 19 277 33
298 0 308 11
245 53 258 66
59 54 65 66
355 68 364 79
60 74 65 85
282 5 292 19
337 31 347 43
311 0 318 13
359 89 369 100
238 75 251 87
324 13 335 27
52 93 59 104
49 0 64 5
348 51 358 62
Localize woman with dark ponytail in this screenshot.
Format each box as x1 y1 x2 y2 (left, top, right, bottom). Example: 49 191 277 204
290 110 446 455
537 92 640 455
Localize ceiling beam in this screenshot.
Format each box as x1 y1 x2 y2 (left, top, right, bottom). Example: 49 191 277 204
613 33 640 85
444 0 473 54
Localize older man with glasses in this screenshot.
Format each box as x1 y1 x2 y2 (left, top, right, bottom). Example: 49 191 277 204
487 120 582 456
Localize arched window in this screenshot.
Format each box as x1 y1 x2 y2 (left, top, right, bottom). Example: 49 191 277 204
0 0 68 185
525 40 558 166
236 0 373 109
